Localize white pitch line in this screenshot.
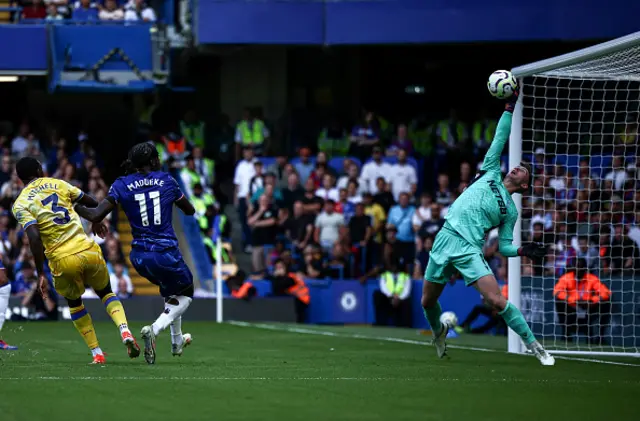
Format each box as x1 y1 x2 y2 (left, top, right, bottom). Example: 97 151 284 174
0 376 635 384
228 321 640 368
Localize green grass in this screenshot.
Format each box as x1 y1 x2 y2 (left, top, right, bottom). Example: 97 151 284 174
1 321 639 421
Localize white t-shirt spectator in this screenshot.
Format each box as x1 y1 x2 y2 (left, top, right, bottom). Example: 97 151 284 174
337 176 366 195
389 162 417 201
548 176 566 192
234 159 256 199
124 0 156 21
315 188 339 202
360 160 392 194
100 8 124 20
11 136 29 156
604 169 627 191
110 273 133 296
411 206 432 229
315 211 344 246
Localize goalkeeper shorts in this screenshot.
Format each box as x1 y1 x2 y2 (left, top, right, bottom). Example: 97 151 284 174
424 226 493 286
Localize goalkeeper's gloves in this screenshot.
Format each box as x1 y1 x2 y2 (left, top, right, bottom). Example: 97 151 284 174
505 81 520 113
518 242 547 259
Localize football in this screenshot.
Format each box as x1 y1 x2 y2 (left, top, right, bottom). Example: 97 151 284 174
440 311 458 327
487 70 518 99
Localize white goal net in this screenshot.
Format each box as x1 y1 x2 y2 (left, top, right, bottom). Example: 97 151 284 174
509 32 640 357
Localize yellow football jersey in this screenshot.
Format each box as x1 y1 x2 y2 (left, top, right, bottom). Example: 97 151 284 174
12 177 94 261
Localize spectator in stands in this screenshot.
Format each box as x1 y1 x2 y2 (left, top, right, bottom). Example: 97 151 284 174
23 0 47 19
350 110 380 159
285 201 314 253
389 149 417 202
360 146 390 194
417 203 445 240
44 0 69 17
337 163 364 196
234 107 269 159
301 245 325 279
45 3 64 21
73 0 99 21
267 154 289 189
301 177 323 216
604 225 638 274
435 173 453 207
412 235 433 280
335 188 355 222
604 156 628 191
315 173 339 202
110 262 133 299
386 124 414 157
314 199 345 253
0 173 21 205
99 0 124 20
373 260 412 328
124 0 156 22
248 160 265 200
251 173 283 207
11 124 38 158
248 194 278 276
554 258 611 344
269 259 309 323
191 146 215 188
387 192 415 266
575 235 600 271
349 202 373 273
363 192 386 249
234 146 256 253
309 163 327 189
346 180 362 204
180 154 207 198
328 242 350 279
281 172 304 212
373 177 394 213
294 148 314 184
0 156 12 187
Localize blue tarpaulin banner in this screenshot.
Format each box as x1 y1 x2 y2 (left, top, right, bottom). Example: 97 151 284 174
197 0 640 45
0 25 47 72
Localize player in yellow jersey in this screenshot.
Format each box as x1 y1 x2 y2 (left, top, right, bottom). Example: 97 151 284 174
12 157 141 364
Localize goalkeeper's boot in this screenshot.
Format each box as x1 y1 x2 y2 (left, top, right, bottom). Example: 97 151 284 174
0 340 17 350
527 341 555 366
140 325 157 365
121 330 141 359
171 333 193 357
432 323 450 358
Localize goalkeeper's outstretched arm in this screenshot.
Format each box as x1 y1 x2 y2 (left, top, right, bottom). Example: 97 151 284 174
481 87 519 173
498 216 547 259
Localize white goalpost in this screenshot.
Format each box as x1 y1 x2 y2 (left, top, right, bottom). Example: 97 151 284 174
509 31 640 357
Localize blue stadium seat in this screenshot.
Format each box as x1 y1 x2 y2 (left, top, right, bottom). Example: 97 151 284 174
290 157 317 167
259 157 276 169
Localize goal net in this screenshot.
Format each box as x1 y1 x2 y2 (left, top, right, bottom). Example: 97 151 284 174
509 32 640 357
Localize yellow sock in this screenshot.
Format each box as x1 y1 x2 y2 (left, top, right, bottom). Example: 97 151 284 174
70 305 100 350
102 293 129 332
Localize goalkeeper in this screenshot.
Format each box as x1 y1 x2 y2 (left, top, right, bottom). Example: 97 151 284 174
421 86 555 366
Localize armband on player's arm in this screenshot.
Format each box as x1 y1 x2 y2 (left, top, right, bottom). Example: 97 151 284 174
518 242 547 259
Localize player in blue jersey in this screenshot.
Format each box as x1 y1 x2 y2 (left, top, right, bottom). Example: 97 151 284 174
421 87 555 366
75 142 196 364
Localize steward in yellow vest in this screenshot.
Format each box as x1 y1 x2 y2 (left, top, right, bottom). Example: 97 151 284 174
373 269 413 327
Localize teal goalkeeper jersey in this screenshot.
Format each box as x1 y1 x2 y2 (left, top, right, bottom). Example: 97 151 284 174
444 111 519 257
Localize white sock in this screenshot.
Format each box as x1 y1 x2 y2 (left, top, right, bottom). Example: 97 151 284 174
152 296 192 336
170 316 183 345
0 283 11 332
91 347 103 357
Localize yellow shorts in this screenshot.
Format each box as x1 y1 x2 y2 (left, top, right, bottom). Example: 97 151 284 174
49 242 110 300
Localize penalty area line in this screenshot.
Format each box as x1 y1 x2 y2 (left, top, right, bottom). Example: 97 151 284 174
228 321 640 368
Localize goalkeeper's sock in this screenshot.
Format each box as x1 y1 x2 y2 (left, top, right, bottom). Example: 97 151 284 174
423 302 443 335
70 305 101 351
0 283 11 332
499 301 536 345
101 293 130 334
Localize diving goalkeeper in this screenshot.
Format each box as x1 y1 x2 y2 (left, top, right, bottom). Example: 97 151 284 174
421 86 555 366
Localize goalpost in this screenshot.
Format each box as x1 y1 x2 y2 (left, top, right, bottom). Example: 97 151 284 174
509 31 640 357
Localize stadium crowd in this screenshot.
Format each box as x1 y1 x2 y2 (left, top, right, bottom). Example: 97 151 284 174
14 0 157 22
2 121 132 318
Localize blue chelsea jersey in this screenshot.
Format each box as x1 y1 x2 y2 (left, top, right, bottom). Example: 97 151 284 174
108 171 184 251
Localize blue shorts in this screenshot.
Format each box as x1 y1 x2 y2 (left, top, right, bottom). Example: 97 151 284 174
130 247 193 297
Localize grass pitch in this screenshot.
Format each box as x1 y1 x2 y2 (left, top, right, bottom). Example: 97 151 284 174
1 321 638 421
